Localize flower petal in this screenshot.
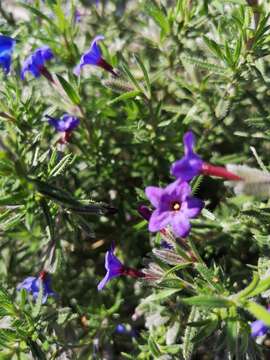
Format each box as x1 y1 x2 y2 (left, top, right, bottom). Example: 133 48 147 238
73 35 104 75
183 131 196 155
145 186 163 208
148 209 171 232
170 157 202 181
181 197 204 218
171 214 191 238
251 320 268 337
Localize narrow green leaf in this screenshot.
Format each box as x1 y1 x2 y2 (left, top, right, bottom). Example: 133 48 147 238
145 3 170 35
181 295 233 308
143 288 181 303
134 55 151 98
148 337 162 358
48 153 74 177
203 36 224 62
183 307 200 360
20 4 58 30
233 273 260 300
56 74 81 105
245 301 270 326
192 318 219 343
108 90 141 105
246 275 270 298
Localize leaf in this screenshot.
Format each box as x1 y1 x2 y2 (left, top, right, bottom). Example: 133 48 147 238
201 208 216 221
48 153 74 177
148 337 162 358
233 273 260 300
181 55 228 74
108 90 141 105
145 3 170 35
245 301 270 326
32 285 43 318
20 3 58 30
157 278 186 289
203 36 225 62
119 58 147 97
142 289 181 303
192 318 219 343
246 275 270 298
183 307 200 360
134 55 151 98
195 263 223 292
181 295 233 308
56 74 81 105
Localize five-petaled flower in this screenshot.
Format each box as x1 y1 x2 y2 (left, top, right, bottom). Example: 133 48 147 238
145 179 204 238
74 35 117 77
17 271 55 304
171 131 242 182
21 46 54 81
0 35 15 74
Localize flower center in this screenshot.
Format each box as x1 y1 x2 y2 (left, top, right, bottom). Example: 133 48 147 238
171 201 181 211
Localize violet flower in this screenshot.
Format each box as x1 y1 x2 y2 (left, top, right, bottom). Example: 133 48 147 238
171 131 203 181
145 179 204 238
251 319 268 337
98 244 124 291
74 35 117 77
98 244 143 290
0 35 15 74
46 114 80 132
17 271 55 304
171 131 242 182
21 46 54 80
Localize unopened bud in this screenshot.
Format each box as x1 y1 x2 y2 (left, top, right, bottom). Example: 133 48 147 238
152 249 189 265
102 77 134 93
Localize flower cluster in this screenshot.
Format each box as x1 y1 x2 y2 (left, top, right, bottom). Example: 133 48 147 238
144 131 243 240
97 130 244 291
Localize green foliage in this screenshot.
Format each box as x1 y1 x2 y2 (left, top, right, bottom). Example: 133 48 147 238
1 0 270 359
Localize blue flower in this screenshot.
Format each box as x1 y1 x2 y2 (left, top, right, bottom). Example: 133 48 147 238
115 324 137 337
98 244 124 291
21 46 54 80
251 319 268 337
0 35 15 74
17 272 55 304
74 35 117 76
46 114 80 132
171 131 203 182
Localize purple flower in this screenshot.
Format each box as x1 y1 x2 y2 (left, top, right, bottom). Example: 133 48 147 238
74 8 82 23
0 35 15 74
171 131 203 182
251 319 268 337
21 46 54 80
115 324 137 337
17 272 55 304
171 131 242 182
145 180 204 238
98 244 124 291
74 35 117 77
46 114 80 132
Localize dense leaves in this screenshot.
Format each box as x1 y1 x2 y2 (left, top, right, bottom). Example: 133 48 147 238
1 0 270 359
